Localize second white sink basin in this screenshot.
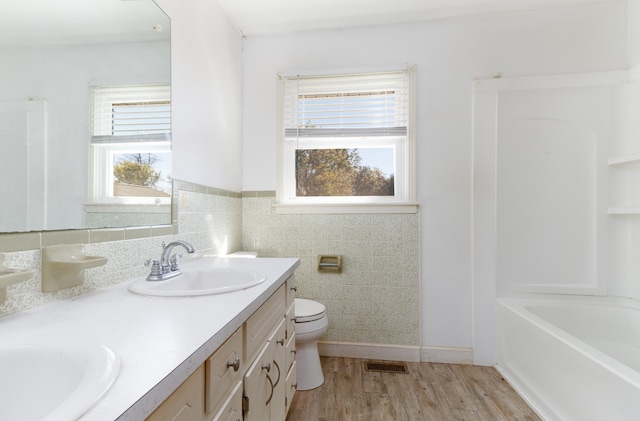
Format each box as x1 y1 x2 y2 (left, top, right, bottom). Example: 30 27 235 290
0 335 120 421
128 266 267 297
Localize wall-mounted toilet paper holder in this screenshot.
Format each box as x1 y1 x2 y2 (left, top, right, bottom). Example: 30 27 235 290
317 255 342 273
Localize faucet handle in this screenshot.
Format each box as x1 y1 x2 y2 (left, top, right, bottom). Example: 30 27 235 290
144 258 162 276
169 253 183 271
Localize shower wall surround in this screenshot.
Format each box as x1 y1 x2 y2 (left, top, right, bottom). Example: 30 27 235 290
242 192 421 346
0 181 242 317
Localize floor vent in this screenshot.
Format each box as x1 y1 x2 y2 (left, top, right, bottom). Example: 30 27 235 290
364 361 409 374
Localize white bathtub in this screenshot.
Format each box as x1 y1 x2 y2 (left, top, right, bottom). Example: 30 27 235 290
496 294 640 421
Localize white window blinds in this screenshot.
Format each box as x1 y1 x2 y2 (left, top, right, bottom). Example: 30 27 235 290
91 84 171 144
282 70 409 139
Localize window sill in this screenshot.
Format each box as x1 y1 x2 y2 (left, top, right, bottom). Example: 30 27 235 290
273 203 419 214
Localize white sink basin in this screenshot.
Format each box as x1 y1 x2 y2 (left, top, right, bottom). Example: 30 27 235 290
0 335 120 421
128 266 267 297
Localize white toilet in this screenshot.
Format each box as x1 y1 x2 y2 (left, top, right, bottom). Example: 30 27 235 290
294 298 329 390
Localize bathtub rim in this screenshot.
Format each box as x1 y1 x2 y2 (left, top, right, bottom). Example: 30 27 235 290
496 293 640 390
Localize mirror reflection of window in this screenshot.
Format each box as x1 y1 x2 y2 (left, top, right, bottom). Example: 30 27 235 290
89 84 171 205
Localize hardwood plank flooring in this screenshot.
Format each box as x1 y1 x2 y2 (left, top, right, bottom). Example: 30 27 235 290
286 357 541 421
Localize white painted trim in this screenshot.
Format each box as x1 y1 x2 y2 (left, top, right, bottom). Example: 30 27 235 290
630 65 640 81
318 341 421 362
318 341 475 365
420 346 475 365
279 63 409 79
471 89 499 367
474 70 628 92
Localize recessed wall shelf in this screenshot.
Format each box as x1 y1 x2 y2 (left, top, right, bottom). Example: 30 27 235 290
608 153 640 166
608 207 640 215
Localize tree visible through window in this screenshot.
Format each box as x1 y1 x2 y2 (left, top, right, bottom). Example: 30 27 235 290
296 149 393 196
114 153 162 188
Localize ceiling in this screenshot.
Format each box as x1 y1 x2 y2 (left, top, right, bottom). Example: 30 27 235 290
217 0 618 36
2 0 169 47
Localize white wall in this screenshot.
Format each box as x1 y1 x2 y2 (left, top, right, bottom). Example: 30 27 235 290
630 0 640 68
156 0 244 192
242 2 628 352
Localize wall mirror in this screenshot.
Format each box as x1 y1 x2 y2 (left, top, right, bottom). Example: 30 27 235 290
0 0 171 233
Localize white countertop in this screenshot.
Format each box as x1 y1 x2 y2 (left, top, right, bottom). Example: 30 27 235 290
0 256 299 421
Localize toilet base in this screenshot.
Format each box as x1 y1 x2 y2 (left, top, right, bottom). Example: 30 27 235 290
295 339 324 390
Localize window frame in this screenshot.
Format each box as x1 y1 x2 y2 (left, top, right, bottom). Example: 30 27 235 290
88 84 172 205
276 67 417 212
89 141 172 205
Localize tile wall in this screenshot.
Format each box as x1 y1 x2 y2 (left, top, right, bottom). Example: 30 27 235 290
0 185 419 348
0 181 242 317
242 192 421 346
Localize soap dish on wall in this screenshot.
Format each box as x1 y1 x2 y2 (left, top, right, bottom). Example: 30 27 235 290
0 253 34 304
42 244 108 293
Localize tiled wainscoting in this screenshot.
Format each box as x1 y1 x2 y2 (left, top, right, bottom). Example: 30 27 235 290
0 181 242 317
242 192 421 346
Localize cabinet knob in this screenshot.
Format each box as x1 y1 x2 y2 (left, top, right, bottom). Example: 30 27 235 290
276 338 285 345
291 349 297 355
262 363 271 372
292 383 298 389
290 286 297 292
227 357 240 372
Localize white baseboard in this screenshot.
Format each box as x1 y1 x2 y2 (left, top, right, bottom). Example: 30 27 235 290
420 346 474 364
317 341 475 365
318 341 421 362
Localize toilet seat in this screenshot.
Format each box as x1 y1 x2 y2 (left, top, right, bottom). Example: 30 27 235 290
295 298 326 323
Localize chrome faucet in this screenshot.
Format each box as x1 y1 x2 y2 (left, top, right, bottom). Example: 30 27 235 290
145 240 195 281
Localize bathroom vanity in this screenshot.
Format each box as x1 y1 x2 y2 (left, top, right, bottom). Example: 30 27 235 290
148 273 298 421
0 256 299 421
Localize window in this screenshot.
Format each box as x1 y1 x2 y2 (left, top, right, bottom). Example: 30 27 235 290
278 67 415 208
89 84 171 204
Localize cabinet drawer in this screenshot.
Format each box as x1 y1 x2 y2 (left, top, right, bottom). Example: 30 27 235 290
285 301 295 340
147 365 205 421
286 274 297 308
285 333 295 374
285 360 297 416
245 285 285 362
210 380 242 421
205 328 243 414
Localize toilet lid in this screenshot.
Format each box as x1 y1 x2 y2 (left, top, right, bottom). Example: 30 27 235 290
295 298 326 323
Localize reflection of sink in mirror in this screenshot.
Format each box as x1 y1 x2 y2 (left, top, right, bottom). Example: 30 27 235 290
0 335 120 421
128 264 267 297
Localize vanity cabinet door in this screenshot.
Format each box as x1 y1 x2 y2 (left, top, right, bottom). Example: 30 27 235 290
243 341 274 421
285 333 296 381
285 360 297 415
269 319 287 421
210 381 242 421
147 365 206 421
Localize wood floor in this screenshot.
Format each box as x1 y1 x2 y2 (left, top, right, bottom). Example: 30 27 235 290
286 357 542 421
